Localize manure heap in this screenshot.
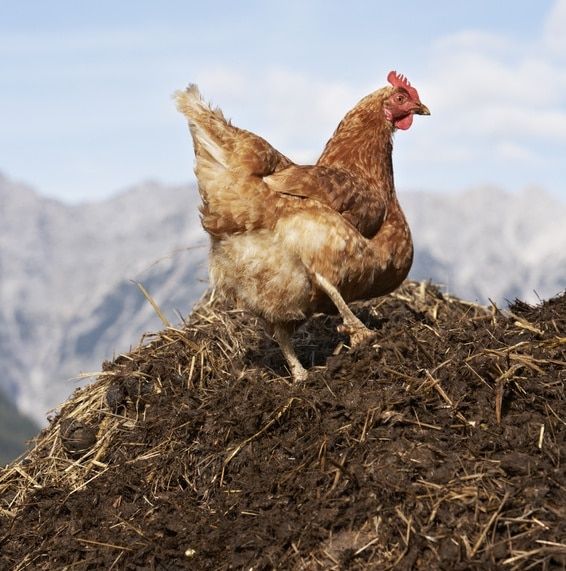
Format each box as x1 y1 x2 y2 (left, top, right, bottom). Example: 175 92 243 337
1 282 565 570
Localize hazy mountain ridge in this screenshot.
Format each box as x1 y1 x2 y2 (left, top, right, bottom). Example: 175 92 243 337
404 186 566 303
0 387 39 465
1 174 208 425
1 173 564 426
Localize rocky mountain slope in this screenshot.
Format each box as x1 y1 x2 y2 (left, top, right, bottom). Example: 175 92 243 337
0 389 39 465
0 174 208 426
405 186 566 304
1 172 564 429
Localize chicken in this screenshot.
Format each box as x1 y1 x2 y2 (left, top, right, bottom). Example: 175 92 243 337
176 71 430 380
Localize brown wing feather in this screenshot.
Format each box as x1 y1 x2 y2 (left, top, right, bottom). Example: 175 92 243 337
228 129 293 176
264 165 387 238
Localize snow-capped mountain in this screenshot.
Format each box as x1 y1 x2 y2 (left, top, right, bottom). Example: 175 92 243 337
0 174 208 424
404 186 566 304
1 172 564 424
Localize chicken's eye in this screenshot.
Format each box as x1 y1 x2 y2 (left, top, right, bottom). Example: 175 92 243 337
394 93 406 104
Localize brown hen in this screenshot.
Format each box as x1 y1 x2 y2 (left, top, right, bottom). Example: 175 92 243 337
176 71 430 380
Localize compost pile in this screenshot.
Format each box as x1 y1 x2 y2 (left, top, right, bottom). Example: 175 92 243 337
1 282 565 570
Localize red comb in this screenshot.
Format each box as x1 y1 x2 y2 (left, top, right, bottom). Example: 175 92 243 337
387 71 420 102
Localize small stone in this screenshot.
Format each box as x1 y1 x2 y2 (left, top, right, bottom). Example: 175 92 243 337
60 419 97 459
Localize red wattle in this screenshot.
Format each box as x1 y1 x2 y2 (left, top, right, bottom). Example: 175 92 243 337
395 114 414 130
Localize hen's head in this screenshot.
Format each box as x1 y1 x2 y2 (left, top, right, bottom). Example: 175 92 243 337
382 71 430 130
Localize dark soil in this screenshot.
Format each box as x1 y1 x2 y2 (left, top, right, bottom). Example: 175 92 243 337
1 282 564 570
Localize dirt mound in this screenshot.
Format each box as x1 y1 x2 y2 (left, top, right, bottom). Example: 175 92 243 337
1 282 565 570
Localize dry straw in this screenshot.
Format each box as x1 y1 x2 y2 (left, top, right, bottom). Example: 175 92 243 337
1 281 564 569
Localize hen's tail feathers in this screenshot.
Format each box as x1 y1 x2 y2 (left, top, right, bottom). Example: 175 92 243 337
175 84 294 236
175 84 232 170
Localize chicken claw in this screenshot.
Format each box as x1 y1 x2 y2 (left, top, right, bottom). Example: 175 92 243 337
314 273 377 348
274 324 308 382
337 323 378 348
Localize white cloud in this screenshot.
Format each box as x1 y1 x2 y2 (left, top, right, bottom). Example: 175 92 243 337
469 106 566 141
425 50 565 111
496 141 538 162
434 30 517 56
191 67 364 160
409 4 566 191
262 69 361 145
544 0 566 56
194 68 249 100
0 27 183 55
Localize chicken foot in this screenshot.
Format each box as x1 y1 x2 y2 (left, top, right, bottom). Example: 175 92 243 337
274 274 376 381
274 324 308 382
314 273 377 347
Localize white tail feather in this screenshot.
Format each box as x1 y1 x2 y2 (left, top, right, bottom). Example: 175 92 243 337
175 85 228 169
190 123 228 169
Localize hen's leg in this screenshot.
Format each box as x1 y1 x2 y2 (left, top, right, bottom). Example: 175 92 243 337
273 324 308 382
314 273 376 347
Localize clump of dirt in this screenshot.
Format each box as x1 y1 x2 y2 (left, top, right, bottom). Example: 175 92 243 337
1 282 564 570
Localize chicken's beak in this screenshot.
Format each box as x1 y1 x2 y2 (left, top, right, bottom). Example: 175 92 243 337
414 103 431 116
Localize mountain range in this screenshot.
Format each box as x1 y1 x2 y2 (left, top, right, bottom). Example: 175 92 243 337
1 172 565 430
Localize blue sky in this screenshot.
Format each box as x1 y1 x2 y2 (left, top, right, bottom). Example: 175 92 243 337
1 0 565 202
